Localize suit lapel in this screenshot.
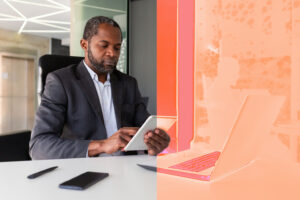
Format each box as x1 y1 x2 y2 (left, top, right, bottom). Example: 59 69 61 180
110 71 123 129
76 61 106 129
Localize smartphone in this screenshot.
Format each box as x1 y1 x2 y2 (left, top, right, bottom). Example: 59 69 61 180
59 171 109 190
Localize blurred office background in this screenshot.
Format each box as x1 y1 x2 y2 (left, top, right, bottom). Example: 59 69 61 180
0 0 156 136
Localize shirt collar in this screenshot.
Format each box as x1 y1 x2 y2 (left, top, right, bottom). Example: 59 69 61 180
83 60 110 83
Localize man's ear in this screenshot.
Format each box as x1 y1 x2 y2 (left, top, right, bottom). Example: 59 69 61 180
80 39 88 52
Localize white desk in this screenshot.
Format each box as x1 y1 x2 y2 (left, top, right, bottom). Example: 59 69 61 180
0 155 156 200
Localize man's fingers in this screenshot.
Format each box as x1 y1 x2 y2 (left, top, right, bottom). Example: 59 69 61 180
145 131 164 146
155 128 171 142
145 140 159 155
144 129 171 155
119 127 139 136
122 127 139 131
118 136 128 148
145 130 170 145
145 137 162 151
148 149 156 156
119 132 132 142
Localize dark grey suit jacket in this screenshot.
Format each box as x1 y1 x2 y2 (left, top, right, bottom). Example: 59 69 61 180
29 61 150 160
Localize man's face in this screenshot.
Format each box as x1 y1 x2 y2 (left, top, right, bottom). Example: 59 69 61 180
83 23 122 74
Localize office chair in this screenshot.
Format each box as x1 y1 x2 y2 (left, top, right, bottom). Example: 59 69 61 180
39 54 84 94
0 130 31 162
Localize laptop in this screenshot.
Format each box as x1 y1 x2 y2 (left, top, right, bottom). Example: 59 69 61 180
138 95 285 181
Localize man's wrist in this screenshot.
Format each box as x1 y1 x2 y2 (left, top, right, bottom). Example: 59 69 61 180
88 140 106 157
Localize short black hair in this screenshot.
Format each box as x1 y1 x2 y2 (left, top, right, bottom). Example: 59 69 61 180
82 16 122 41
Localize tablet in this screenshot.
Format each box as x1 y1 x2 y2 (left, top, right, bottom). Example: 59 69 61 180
124 115 176 151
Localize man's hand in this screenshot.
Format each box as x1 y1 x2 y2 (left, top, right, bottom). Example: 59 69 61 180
144 128 170 156
88 127 138 156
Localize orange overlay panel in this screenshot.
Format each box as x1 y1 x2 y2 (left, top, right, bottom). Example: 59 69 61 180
157 0 300 200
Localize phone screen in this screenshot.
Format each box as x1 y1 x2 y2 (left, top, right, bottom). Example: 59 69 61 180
59 171 109 190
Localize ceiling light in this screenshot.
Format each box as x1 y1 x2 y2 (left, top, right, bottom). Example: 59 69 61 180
0 0 70 36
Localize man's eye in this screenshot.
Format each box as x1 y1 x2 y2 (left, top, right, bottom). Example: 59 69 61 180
115 47 121 51
98 43 108 48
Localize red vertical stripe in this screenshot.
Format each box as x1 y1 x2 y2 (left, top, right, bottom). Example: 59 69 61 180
178 0 195 151
157 0 178 153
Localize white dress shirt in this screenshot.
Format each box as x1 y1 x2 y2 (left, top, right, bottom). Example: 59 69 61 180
83 61 120 156
83 61 118 138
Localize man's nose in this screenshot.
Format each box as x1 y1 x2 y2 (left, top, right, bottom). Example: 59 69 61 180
105 46 115 57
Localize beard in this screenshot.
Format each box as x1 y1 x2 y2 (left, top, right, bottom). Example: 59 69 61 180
87 46 117 74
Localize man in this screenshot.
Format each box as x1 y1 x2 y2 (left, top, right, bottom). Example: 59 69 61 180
29 16 170 159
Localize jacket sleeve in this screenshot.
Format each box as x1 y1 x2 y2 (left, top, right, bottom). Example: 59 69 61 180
132 78 150 127
29 72 90 160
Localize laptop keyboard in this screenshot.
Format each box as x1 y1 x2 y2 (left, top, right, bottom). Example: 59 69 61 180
169 151 221 172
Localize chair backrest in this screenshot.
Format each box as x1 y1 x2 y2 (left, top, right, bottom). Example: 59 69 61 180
0 130 31 162
39 54 84 94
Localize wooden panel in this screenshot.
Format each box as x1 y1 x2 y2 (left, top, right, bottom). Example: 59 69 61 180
0 55 35 134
